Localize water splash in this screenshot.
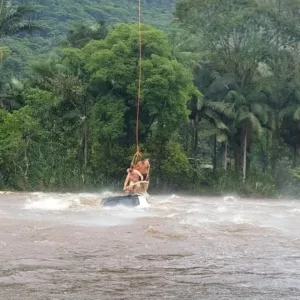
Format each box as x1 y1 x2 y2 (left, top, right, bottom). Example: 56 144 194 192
24 193 83 211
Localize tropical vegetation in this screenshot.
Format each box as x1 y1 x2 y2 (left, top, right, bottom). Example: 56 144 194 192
1 0 300 197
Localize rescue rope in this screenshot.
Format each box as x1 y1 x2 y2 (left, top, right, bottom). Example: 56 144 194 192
131 0 143 167
136 0 142 154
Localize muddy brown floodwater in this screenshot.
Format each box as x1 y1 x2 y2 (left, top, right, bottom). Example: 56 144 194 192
0 192 300 299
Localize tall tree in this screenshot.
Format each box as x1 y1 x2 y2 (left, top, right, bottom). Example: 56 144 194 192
64 20 108 48
175 0 300 181
81 23 199 181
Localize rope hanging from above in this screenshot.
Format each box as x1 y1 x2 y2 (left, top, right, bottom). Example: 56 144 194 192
136 0 142 155
130 0 143 168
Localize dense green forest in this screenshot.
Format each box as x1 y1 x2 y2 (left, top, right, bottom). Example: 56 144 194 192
1 0 176 79
1 0 300 197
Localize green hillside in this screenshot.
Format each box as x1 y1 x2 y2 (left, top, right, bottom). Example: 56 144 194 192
24 0 177 39
2 0 177 78
34 0 177 29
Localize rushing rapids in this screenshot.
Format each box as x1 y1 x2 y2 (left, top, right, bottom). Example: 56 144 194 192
0 192 300 299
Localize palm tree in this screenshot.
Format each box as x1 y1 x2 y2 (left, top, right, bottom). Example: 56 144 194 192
195 62 275 181
168 27 201 69
0 0 39 38
191 63 237 168
0 0 40 67
253 49 300 171
32 55 93 174
224 89 275 182
279 89 300 167
187 94 233 151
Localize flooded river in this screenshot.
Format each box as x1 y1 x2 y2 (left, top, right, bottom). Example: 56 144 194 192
0 192 300 299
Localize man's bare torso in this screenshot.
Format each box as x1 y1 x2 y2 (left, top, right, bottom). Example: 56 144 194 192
135 159 150 175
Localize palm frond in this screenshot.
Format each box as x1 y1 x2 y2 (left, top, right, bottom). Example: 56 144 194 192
215 121 228 131
2 20 41 36
247 91 268 103
205 100 235 119
293 107 300 121
250 103 269 125
236 111 250 124
198 127 228 142
279 106 296 120
4 4 38 19
0 3 41 38
220 73 237 86
249 113 263 134
204 108 221 123
237 111 262 133
198 127 218 137
206 72 237 95
225 90 247 107
206 77 228 95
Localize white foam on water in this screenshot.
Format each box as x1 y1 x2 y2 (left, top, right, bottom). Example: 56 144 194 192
25 198 72 211
101 190 114 196
0 209 10 218
216 206 228 213
0 191 12 194
167 213 179 218
20 192 155 228
289 208 300 213
24 193 80 211
233 215 247 224
186 205 204 213
23 192 108 212
5 192 298 235
223 196 237 203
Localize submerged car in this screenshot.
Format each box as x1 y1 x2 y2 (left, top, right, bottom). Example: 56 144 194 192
101 194 150 208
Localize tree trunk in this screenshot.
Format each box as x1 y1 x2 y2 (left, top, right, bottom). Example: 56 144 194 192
263 130 268 173
84 119 88 169
224 141 228 170
271 119 280 171
184 124 189 154
293 144 299 168
213 134 217 171
193 122 198 153
191 121 195 156
229 142 232 171
242 130 248 183
24 137 30 179
234 146 240 173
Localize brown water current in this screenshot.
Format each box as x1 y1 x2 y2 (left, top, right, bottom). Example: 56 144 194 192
0 192 300 299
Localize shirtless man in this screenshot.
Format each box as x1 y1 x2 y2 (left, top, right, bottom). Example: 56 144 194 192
133 159 150 181
123 168 143 194
131 159 150 195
